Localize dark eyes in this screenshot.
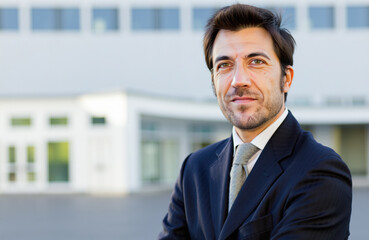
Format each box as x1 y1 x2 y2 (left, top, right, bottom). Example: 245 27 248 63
214 58 266 73
218 62 232 69
250 59 265 65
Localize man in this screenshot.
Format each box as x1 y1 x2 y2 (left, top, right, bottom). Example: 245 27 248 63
159 4 352 240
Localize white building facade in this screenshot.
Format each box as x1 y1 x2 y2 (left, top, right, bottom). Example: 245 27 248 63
0 0 369 194
0 92 230 193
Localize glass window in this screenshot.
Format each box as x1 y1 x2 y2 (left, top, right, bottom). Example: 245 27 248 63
27 146 35 163
8 146 16 163
192 7 217 30
131 8 179 30
8 146 16 182
281 7 296 30
49 117 68 126
32 8 55 30
11 117 32 127
190 124 212 134
91 116 106 125
28 173 36 182
48 141 69 182
60 9 80 30
132 8 155 29
160 8 180 30
189 124 214 152
267 7 296 30
347 6 369 28
27 146 36 182
0 8 19 30
8 173 16 182
326 96 342 106
142 141 160 183
32 8 80 31
309 6 335 29
335 125 367 176
141 140 179 184
352 96 366 106
142 120 158 131
92 8 119 32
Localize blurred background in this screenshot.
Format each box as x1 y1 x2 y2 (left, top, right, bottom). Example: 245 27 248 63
0 0 368 238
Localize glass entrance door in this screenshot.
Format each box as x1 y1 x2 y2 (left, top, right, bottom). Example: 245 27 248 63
48 141 69 182
5 144 37 190
141 139 179 185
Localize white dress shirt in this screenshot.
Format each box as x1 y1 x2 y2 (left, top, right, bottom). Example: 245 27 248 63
232 108 289 174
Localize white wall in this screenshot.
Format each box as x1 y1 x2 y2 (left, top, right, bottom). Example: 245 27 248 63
1 0 369 192
1 0 368 104
0 92 129 193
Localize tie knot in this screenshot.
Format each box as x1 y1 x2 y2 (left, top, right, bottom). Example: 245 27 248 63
234 143 259 165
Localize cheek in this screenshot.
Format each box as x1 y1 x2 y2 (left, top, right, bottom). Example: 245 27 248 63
247 70 258 80
215 78 230 96
248 69 269 86
247 71 265 94
213 78 220 93
256 77 279 98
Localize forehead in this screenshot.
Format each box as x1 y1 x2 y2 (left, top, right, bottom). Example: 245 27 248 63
212 27 276 61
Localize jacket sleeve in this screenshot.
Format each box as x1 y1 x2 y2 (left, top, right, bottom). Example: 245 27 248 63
271 156 352 240
158 155 190 239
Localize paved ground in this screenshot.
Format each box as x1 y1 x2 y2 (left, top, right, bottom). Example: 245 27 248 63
0 188 368 240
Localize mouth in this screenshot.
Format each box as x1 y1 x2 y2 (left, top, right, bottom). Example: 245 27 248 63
231 96 256 104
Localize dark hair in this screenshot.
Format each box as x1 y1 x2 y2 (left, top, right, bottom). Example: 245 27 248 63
203 4 296 100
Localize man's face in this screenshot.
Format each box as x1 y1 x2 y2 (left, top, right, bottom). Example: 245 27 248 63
212 27 293 134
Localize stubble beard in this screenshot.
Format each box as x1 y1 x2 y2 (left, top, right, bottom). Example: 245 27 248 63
219 88 284 131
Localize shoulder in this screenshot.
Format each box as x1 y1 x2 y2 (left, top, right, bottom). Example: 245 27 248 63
300 131 337 153
297 130 343 164
288 130 352 190
274 113 351 184
277 111 344 166
184 137 231 168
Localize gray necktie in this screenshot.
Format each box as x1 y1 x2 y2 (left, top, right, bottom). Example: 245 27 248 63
228 143 259 211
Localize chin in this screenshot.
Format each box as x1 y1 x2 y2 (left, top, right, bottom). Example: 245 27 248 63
233 111 269 130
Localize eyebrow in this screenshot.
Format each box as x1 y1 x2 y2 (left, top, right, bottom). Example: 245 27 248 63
247 52 271 60
213 52 271 65
214 56 232 65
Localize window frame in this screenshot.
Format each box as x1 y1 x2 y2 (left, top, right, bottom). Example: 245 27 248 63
131 7 180 31
0 7 19 31
346 5 369 29
92 7 119 32
10 117 32 127
31 7 80 31
308 6 335 29
192 7 218 31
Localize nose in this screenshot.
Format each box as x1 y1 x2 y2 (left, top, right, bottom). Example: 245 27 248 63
231 63 252 88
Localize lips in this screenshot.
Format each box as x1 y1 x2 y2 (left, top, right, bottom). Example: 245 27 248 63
231 96 256 103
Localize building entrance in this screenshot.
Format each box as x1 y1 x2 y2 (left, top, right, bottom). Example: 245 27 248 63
1 142 38 192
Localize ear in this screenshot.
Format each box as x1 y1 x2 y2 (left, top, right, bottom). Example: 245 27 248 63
283 66 294 93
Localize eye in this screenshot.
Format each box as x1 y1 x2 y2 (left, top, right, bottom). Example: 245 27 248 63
250 59 265 65
216 62 233 71
219 62 231 69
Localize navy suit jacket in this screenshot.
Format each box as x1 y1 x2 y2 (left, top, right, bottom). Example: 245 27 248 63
159 112 352 239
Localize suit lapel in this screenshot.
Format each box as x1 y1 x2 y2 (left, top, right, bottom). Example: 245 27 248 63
209 138 233 237
219 145 282 239
218 112 301 240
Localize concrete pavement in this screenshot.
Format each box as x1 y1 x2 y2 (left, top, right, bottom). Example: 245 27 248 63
0 188 368 239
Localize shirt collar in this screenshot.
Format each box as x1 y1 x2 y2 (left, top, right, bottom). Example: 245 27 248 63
232 108 289 153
